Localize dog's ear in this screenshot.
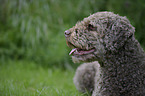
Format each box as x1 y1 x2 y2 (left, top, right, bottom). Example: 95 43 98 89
104 17 135 52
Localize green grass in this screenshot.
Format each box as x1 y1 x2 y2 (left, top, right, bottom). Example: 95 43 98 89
0 60 87 96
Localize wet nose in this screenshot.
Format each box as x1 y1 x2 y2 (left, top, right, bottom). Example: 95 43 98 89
64 30 71 37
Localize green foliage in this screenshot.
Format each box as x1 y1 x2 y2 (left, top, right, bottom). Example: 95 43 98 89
0 0 145 68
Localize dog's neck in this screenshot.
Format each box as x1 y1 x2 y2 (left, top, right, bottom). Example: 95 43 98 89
94 38 145 95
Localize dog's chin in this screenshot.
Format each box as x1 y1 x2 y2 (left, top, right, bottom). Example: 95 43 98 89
72 53 97 63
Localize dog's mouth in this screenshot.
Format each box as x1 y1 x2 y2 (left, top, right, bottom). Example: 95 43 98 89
66 41 95 56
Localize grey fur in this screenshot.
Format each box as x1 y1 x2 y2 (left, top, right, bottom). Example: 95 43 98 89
65 12 145 96
73 61 100 93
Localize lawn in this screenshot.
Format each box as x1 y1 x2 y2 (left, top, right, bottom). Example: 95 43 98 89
0 60 87 96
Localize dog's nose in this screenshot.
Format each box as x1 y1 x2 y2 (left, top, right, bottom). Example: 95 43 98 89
64 30 71 37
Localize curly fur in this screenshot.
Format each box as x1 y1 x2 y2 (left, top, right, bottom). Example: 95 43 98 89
65 12 145 96
73 61 100 93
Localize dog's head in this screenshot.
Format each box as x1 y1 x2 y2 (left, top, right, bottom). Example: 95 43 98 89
65 12 135 63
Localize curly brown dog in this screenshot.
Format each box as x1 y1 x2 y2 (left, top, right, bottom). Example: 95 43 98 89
65 12 145 96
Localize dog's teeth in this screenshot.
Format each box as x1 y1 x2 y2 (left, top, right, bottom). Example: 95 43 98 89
69 48 77 55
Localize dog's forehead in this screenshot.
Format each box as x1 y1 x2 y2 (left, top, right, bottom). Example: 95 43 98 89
75 12 110 28
70 12 122 33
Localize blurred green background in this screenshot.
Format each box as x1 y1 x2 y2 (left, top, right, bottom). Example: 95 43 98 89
0 0 145 68
0 0 145 95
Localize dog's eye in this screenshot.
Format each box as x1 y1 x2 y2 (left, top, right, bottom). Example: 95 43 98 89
88 24 96 31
